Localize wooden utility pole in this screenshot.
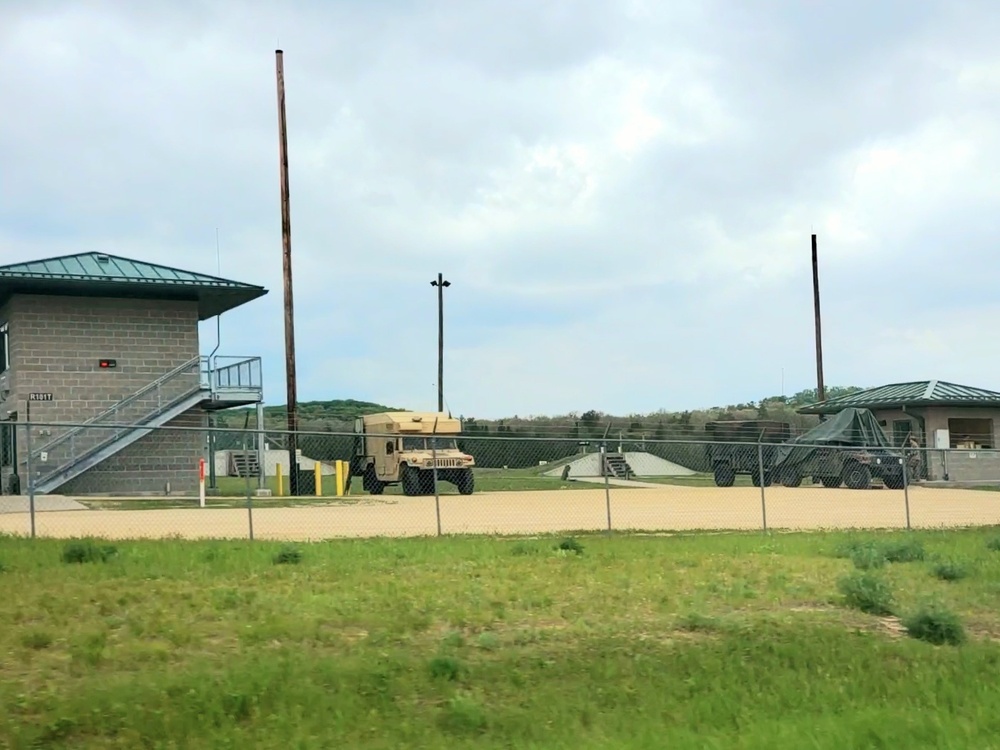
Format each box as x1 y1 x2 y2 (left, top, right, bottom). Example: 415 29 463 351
811 233 826 408
276 49 299 495
431 273 450 412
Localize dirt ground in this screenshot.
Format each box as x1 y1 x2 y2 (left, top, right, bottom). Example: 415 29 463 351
1 484 999 541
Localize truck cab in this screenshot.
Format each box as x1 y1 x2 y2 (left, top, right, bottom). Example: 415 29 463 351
351 411 476 496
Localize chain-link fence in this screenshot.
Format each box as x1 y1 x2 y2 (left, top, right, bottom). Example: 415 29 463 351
2 420 1000 540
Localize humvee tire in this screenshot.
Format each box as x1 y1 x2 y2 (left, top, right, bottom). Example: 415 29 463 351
713 463 736 487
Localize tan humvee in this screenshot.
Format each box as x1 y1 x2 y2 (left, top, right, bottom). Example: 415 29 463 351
351 412 476 496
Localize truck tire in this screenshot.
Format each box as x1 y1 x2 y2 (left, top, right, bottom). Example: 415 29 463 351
418 470 436 495
713 464 736 487
751 470 771 487
364 466 384 495
456 469 475 495
402 465 421 496
821 476 841 488
781 469 802 487
883 471 905 490
842 462 871 490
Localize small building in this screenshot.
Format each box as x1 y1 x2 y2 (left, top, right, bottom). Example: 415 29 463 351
798 380 1000 481
0 251 267 495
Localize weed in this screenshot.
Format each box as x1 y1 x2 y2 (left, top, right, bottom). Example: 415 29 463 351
986 537 1000 552
272 546 302 565
439 692 488 734
850 544 887 570
475 632 500 651
883 539 925 563
903 604 966 646
837 571 895 616
932 561 968 582
21 629 54 650
510 542 539 556
555 537 584 555
428 655 463 681
60 540 117 565
676 612 720 632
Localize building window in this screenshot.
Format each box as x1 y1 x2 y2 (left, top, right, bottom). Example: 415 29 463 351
947 417 994 449
0 322 7 375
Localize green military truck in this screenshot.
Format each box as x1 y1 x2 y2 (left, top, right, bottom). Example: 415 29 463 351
704 419 793 487
769 407 908 490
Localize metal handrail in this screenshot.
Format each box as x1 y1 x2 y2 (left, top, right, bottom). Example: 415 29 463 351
31 356 203 457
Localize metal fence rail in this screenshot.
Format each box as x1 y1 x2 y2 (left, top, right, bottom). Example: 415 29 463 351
2 420 1000 541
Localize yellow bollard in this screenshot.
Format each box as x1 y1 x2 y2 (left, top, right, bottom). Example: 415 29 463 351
276 463 283 496
314 461 322 496
335 460 345 497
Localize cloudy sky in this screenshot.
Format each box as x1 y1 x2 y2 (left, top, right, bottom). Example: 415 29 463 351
2 0 999 419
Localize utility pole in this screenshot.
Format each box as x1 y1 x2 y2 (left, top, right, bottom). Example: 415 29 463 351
430 272 450 412
276 49 299 495
811 233 826 415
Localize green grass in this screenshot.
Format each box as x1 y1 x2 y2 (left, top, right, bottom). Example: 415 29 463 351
3 528 1000 747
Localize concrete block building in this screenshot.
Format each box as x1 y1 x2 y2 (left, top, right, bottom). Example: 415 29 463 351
0 252 267 495
799 380 1000 481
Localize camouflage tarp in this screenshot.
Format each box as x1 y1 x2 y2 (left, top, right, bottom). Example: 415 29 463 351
771 407 893 469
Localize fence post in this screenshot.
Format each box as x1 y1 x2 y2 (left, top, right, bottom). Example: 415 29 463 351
602 422 613 534
24 412 35 539
757 432 768 532
243 431 254 541
432 417 442 537
276 463 283 496
902 452 911 531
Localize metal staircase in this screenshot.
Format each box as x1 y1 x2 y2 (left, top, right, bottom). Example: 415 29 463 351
602 453 634 480
26 355 262 494
228 450 260 478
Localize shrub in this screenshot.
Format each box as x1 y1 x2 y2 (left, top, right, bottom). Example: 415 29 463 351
932 560 968 582
903 604 965 646
555 538 584 555
21 629 54 650
837 571 895 616
676 612 719 632
986 537 1000 552
883 539 925 563
428 655 463 681
272 546 302 565
61 540 117 564
850 544 887 570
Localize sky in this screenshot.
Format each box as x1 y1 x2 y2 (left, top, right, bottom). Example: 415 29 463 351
2 0 999 419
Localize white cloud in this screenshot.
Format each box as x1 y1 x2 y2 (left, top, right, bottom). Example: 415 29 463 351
3 0 1000 416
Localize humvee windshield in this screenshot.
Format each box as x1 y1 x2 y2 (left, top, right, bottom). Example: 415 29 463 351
401 437 459 451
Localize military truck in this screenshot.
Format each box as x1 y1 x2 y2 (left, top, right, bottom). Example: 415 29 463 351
705 419 793 487
350 411 476 496
769 407 907 490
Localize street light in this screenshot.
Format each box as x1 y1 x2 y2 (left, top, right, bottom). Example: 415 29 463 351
430 272 451 412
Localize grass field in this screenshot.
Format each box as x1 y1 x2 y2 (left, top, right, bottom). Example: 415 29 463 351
4 528 1000 747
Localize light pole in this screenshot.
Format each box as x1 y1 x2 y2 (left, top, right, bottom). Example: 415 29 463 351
430 272 450 412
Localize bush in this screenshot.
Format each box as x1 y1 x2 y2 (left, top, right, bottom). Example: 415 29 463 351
850 544 887 570
837 571 895 616
61 540 117 565
883 539 925 563
272 546 302 565
986 537 1000 552
555 538 584 555
428 655 463 681
903 604 965 646
932 560 968 582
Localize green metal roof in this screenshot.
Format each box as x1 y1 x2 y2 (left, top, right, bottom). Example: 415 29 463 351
0 252 267 320
798 380 1000 415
